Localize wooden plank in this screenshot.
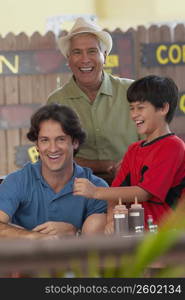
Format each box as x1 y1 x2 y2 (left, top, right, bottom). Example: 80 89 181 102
128 28 140 79
174 24 185 91
16 32 33 146
45 73 58 96
3 33 20 173
160 25 173 78
171 24 185 141
0 35 7 176
135 25 148 78
31 74 46 103
30 31 71 104
159 25 180 137
148 25 162 77
0 131 7 176
18 32 57 159
0 35 8 175
110 28 135 79
30 32 46 104
0 35 5 104
0 78 5 104
41 31 56 49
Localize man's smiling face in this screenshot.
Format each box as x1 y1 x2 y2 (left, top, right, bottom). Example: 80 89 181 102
68 33 106 89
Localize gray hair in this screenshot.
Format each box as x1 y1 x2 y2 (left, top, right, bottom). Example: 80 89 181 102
66 33 107 57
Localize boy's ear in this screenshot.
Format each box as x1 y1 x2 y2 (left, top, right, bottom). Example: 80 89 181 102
162 102 170 115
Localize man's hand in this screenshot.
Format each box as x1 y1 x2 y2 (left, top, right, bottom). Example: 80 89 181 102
32 221 77 236
104 221 114 235
73 178 97 198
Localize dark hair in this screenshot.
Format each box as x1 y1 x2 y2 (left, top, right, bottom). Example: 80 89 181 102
27 103 86 155
127 75 179 123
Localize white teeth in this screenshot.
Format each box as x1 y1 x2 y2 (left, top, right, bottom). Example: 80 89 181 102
48 155 60 159
136 120 144 125
80 67 92 72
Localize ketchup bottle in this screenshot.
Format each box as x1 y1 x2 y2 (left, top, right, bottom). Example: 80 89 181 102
128 196 144 234
113 198 129 235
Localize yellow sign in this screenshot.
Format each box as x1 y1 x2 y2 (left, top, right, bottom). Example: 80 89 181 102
105 55 119 68
179 94 185 114
156 44 185 65
28 146 39 163
142 42 185 67
0 55 19 73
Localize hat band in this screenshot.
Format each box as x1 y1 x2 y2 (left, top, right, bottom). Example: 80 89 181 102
71 26 100 34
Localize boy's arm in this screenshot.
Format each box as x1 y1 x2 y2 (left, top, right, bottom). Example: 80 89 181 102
73 178 151 202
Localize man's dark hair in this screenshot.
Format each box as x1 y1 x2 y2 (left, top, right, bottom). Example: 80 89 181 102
27 103 86 155
127 75 179 123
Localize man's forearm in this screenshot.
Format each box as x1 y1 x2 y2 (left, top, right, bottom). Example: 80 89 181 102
0 222 48 239
32 221 77 236
81 213 107 235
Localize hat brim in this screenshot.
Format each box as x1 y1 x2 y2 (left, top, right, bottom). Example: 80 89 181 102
58 29 112 58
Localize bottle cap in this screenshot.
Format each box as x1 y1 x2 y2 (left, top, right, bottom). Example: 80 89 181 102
113 197 128 212
130 196 142 209
147 214 153 221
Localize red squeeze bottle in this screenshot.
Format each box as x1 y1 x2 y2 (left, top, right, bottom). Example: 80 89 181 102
113 197 129 235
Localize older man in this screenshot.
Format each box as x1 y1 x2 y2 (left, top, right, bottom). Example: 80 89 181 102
48 17 139 184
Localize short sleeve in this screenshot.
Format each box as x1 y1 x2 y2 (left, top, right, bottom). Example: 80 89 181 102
111 145 133 187
84 176 108 218
0 173 23 219
138 141 185 201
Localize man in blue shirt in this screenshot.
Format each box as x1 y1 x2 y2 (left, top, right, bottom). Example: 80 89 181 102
0 104 107 239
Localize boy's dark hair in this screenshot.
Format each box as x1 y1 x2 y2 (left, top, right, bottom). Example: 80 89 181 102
127 75 179 123
27 103 86 155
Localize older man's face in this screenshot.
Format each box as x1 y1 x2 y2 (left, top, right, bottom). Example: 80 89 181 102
68 33 106 90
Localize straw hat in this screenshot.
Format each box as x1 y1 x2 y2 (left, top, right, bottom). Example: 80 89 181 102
58 17 112 58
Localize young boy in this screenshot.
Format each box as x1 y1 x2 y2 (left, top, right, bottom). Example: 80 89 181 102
73 75 185 233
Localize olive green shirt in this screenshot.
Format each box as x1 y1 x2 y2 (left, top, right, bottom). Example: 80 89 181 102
48 72 139 162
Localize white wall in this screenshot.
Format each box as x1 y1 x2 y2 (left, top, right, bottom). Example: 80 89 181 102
0 0 185 36
0 0 96 36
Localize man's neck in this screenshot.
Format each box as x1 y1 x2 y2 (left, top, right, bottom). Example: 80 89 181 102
75 74 103 102
41 165 74 193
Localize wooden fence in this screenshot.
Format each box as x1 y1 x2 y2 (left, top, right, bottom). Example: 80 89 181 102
0 24 185 175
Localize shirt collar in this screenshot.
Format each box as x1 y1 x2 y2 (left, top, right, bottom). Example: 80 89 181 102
68 71 113 98
99 71 113 96
32 160 85 186
32 160 46 185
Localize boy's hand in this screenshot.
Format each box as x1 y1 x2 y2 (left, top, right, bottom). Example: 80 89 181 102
73 178 97 198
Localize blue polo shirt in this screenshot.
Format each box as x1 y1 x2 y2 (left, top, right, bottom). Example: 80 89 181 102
0 161 108 230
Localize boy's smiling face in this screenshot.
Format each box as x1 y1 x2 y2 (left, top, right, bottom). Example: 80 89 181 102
129 101 169 142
